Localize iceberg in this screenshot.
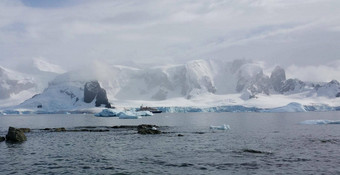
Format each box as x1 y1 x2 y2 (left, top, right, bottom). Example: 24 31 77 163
300 120 340 125
210 124 230 130
134 111 153 116
118 111 142 119
94 109 153 118
94 109 120 117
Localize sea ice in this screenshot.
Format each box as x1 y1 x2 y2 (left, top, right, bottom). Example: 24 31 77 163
210 124 230 130
300 120 340 125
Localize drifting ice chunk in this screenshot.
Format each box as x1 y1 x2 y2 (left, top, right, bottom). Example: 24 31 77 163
94 109 119 117
210 124 230 130
118 111 142 119
300 120 340 125
135 111 153 116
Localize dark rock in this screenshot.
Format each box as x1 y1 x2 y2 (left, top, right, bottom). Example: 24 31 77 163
0 136 5 142
84 81 100 103
6 127 27 142
53 128 66 132
194 132 205 134
178 134 184 137
112 125 138 129
95 88 111 108
336 92 340 98
137 124 161 135
84 81 111 108
242 149 272 154
270 66 286 93
19 128 31 133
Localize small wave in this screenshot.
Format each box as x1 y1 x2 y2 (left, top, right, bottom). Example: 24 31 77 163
300 120 340 125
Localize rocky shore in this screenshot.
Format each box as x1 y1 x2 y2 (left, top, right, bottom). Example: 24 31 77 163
1 125 164 143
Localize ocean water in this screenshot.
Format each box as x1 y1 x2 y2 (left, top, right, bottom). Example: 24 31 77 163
0 112 339 175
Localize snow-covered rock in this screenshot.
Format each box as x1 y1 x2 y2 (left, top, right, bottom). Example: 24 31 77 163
281 79 306 94
314 80 340 98
11 71 111 112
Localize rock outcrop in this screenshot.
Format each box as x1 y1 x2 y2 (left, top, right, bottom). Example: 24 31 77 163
137 124 161 135
270 66 286 93
6 127 27 142
0 136 5 142
84 81 111 108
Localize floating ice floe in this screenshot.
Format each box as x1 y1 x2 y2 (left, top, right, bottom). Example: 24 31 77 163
94 109 120 117
94 108 153 119
300 120 340 125
210 124 230 130
118 111 142 119
134 111 153 116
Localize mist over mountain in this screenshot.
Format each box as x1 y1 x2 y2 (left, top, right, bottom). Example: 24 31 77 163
1 58 339 112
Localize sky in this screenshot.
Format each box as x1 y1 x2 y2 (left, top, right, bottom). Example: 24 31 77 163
0 0 340 80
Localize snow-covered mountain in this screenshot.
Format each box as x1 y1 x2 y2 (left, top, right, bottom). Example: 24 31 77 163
0 59 66 107
1 58 340 113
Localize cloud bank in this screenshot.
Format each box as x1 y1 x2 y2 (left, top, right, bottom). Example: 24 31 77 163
0 0 340 81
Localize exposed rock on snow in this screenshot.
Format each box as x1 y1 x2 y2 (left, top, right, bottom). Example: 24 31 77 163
270 66 286 93
84 81 111 108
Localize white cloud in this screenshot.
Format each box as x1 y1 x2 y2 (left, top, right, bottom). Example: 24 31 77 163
286 61 340 82
0 0 340 70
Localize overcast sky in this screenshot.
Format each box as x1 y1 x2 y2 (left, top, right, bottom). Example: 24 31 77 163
1 0 340 76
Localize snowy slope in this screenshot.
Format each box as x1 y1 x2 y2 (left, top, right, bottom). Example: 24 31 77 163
0 59 66 107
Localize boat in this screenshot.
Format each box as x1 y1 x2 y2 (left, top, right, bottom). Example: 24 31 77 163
137 105 162 113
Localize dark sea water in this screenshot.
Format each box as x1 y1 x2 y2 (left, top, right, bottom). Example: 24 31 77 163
0 112 339 175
